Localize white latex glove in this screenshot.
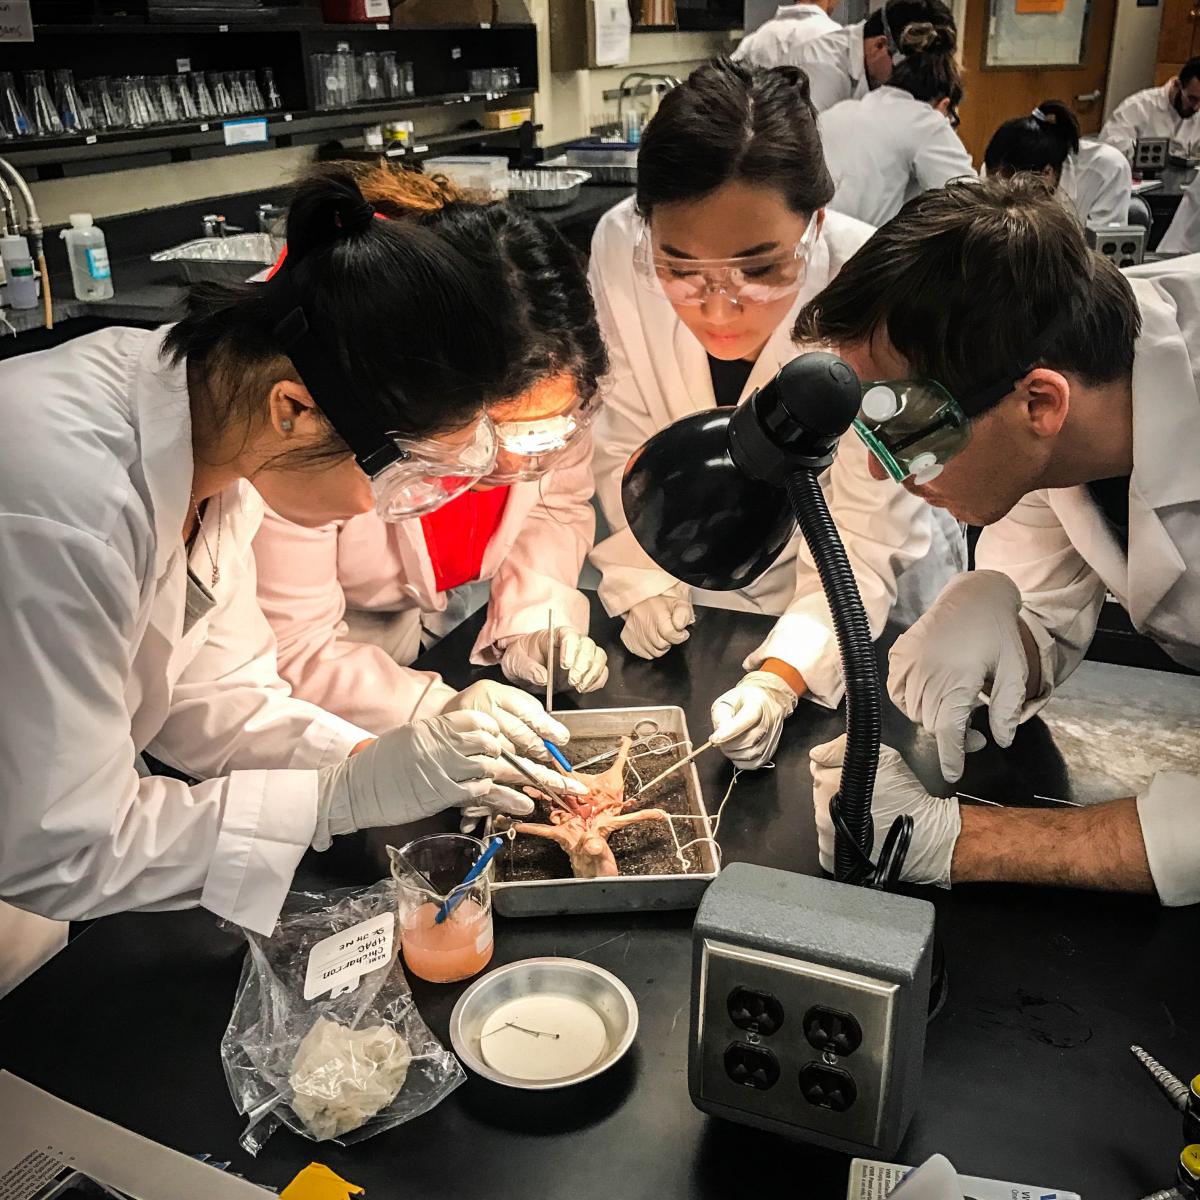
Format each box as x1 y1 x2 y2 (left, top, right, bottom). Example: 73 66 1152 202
620 584 695 659
809 735 962 887
458 752 586 832
499 627 609 694
313 711 540 849
442 680 569 763
888 570 1030 783
710 669 799 769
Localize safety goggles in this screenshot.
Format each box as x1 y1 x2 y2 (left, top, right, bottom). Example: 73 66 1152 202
485 388 600 484
372 417 498 519
632 215 820 308
852 379 970 485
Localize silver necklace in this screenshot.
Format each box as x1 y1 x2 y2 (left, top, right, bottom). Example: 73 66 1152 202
191 492 222 589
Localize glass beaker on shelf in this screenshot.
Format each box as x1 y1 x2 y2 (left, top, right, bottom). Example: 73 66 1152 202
92 77 128 129
359 50 384 102
25 71 64 136
389 834 495 984
153 75 180 123
52 68 88 133
0 72 30 137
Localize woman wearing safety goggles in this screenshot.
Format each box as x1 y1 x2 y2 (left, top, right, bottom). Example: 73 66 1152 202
587 56 967 774
0 167 596 996
252 165 610 777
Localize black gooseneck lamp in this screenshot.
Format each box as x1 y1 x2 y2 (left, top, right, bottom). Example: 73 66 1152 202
622 351 909 883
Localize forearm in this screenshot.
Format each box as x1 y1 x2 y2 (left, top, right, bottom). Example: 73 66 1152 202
951 799 1155 895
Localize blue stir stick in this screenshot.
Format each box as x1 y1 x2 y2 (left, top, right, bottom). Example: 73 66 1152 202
436 836 504 925
542 739 573 772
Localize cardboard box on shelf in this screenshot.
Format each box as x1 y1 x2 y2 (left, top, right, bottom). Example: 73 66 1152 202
484 106 532 128
391 0 495 26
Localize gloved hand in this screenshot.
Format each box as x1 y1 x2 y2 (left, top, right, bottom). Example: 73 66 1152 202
809 735 962 887
888 570 1030 782
499 627 609 694
620 584 695 659
442 680 569 763
710 669 799 769
458 751 586 832
313 711 546 850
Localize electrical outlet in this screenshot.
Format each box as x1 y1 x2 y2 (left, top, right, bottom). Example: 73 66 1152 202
689 864 935 1156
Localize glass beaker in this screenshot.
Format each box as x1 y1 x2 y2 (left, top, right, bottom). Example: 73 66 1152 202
25 70 63 136
94 77 128 129
389 834 495 984
227 71 249 113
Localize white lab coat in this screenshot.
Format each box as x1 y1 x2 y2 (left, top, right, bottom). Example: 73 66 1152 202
1159 171 1200 255
0 327 369 997
975 257 1200 906
1098 83 1200 161
790 21 869 112
253 436 596 734
818 86 976 226
1059 139 1134 228
587 196 966 707
733 3 841 69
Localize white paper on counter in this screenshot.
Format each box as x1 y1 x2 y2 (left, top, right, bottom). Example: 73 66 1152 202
0 1072 268 1199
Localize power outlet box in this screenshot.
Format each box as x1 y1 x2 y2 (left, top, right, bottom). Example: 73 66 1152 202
1133 137 1169 173
689 863 935 1156
1087 224 1146 269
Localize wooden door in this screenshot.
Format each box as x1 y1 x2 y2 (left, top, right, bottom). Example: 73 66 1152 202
1155 0 1200 84
957 0 1119 162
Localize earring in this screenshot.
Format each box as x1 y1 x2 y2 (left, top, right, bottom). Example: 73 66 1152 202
281 419 294 433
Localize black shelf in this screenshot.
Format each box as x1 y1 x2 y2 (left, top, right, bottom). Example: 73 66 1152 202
382 121 540 157
31 18 536 32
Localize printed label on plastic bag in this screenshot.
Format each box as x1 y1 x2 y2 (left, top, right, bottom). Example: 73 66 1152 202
303 913 394 1000
847 1158 1081 1200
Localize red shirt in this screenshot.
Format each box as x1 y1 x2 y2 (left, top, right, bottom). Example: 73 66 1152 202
420 486 511 592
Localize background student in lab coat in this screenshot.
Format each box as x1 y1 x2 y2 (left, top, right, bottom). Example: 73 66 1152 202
818 22 973 227
1098 57 1200 162
0 169 584 998
984 100 1132 229
786 0 954 113
254 165 609 741
794 177 1200 906
732 0 841 70
1158 170 1200 255
588 57 965 771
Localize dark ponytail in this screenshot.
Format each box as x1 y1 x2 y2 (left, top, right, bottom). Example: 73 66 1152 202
164 167 511 459
984 98 1080 180
889 22 963 107
635 56 833 217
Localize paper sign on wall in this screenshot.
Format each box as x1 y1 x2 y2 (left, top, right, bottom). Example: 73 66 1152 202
591 0 632 67
1015 0 1066 13
0 0 33 42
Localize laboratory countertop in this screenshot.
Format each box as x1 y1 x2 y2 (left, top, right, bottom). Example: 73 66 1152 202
0 595 1197 1199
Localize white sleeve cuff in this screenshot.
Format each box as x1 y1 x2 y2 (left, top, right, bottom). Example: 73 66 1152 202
1017 611 1060 722
743 602 843 709
471 589 592 665
590 526 683 617
287 710 372 769
1137 771 1200 907
201 769 320 935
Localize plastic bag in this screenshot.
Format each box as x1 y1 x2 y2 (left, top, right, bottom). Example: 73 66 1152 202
221 880 465 1155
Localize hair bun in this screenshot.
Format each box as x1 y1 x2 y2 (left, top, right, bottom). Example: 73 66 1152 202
337 197 376 233
900 20 955 54
770 63 812 102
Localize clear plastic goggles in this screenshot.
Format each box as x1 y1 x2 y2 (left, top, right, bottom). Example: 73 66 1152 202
632 216 820 308
370 415 498 520
482 385 601 484
852 379 971 485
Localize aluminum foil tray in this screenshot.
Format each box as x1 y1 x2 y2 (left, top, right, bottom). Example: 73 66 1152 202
150 232 277 283
488 705 718 917
507 168 591 209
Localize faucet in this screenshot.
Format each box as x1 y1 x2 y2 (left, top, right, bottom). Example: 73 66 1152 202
615 72 680 129
0 156 52 330
201 213 243 238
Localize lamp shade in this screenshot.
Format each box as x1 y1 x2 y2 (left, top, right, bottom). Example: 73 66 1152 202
620 409 796 591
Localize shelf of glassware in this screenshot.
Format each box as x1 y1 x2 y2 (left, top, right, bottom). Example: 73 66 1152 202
0 88 537 176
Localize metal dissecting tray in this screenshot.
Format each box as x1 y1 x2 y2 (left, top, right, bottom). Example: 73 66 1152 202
487 705 718 918
150 232 277 284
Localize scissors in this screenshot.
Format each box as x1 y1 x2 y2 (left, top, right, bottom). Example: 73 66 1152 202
572 718 675 771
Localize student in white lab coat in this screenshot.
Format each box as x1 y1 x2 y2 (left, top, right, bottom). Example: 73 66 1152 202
1159 170 1200 255
1098 59 1200 162
732 1 841 70
253 164 609 737
818 22 974 227
795 177 1200 906
788 0 954 113
589 57 965 771
984 100 1133 229
0 169 584 997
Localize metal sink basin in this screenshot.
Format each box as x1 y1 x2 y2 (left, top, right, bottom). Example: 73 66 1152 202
151 233 276 284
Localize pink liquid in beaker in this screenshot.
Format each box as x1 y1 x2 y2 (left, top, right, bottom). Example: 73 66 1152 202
402 899 493 983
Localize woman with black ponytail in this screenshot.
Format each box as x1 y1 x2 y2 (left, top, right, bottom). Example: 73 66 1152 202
817 21 974 226
0 167 585 995
588 56 965 774
984 99 1133 230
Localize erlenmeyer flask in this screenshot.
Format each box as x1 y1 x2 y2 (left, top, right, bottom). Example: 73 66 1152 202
243 70 265 112
261 67 282 110
25 70 63 136
0 73 29 137
173 74 199 120
190 72 217 118
154 75 180 123
227 71 249 113
52 68 88 133
209 71 234 116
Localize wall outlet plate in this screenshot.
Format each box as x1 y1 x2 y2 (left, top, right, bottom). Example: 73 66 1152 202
1133 137 1169 172
1086 224 1146 269
689 863 935 1156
